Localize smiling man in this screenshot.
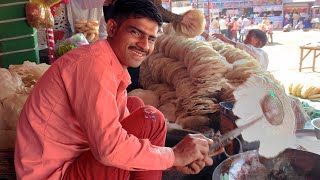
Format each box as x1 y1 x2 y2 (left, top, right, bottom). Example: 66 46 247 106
14 0 221 180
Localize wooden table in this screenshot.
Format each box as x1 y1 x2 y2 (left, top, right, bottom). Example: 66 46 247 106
299 43 320 72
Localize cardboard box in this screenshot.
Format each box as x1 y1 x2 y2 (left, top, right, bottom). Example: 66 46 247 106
0 0 28 5
0 49 39 68
0 34 37 53
0 3 27 21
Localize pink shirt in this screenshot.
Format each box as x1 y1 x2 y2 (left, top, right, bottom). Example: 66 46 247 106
14 40 174 179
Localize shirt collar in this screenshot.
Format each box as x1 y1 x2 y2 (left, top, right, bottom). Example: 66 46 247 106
103 40 131 85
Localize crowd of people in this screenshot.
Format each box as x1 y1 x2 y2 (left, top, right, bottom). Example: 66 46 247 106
283 11 312 30
209 14 274 44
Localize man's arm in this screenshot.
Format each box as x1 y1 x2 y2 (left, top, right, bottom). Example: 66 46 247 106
212 34 237 46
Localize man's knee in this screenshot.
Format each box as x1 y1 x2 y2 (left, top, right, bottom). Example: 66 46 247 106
140 106 167 145
127 96 145 113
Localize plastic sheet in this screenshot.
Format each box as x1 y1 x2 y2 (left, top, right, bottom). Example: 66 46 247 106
66 1 103 43
26 0 54 29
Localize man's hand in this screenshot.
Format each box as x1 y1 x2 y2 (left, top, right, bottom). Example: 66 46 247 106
171 134 212 167
172 160 208 174
212 34 228 42
212 34 236 46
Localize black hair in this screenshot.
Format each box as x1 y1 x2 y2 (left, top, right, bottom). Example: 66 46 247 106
103 0 163 27
248 29 268 47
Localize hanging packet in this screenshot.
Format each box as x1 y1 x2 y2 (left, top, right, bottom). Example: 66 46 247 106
26 0 56 29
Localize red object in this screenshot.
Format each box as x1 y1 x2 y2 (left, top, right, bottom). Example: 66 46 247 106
63 97 165 180
61 0 70 4
46 28 56 64
53 30 65 41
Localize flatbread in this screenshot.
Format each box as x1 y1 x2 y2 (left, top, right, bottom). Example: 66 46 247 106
232 74 296 158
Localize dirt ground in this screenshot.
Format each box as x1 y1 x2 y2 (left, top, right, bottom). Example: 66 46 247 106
263 29 320 78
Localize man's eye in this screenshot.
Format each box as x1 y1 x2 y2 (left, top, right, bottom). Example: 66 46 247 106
149 38 156 43
131 30 141 37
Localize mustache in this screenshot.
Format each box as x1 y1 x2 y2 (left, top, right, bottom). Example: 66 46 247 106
129 46 149 55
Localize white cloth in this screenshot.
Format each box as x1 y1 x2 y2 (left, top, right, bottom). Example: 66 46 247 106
242 18 251 28
76 0 105 9
236 43 269 71
237 18 243 28
219 19 227 30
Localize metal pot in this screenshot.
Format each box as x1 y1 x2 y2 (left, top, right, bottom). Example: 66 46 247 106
212 148 320 180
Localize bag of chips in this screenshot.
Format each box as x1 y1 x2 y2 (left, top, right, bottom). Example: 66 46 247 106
26 0 55 29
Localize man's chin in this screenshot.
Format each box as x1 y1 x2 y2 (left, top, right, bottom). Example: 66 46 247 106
129 62 143 68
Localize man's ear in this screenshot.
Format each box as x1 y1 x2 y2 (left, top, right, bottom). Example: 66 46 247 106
257 40 263 48
107 19 118 37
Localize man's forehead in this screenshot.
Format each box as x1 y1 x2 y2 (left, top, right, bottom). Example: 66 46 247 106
125 18 159 34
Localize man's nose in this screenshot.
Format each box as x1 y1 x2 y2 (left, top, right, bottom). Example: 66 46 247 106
137 36 149 52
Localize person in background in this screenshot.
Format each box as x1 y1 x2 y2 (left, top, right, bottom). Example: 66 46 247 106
15 0 223 179
283 23 292 32
219 16 228 37
231 17 239 41
285 12 290 21
293 11 300 28
226 16 233 39
213 29 269 70
295 20 304 30
237 15 244 42
210 17 220 35
267 21 274 43
261 14 270 27
239 16 251 42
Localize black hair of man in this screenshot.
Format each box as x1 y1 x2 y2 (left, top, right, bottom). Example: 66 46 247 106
103 0 163 27
248 29 268 47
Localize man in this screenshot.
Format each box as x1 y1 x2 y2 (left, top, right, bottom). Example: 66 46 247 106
213 29 269 70
231 17 239 42
239 16 251 42
283 23 292 32
219 16 228 37
15 0 222 179
209 17 220 35
237 15 244 42
293 11 300 28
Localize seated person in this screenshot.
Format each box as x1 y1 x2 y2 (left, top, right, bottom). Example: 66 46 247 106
212 29 269 71
295 21 304 30
283 24 292 32
14 0 223 179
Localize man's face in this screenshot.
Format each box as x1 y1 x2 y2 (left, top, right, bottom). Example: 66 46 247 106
107 17 159 69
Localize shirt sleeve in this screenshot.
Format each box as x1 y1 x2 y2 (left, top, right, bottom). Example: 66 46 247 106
236 43 268 70
60 49 174 171
258 49 269 71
